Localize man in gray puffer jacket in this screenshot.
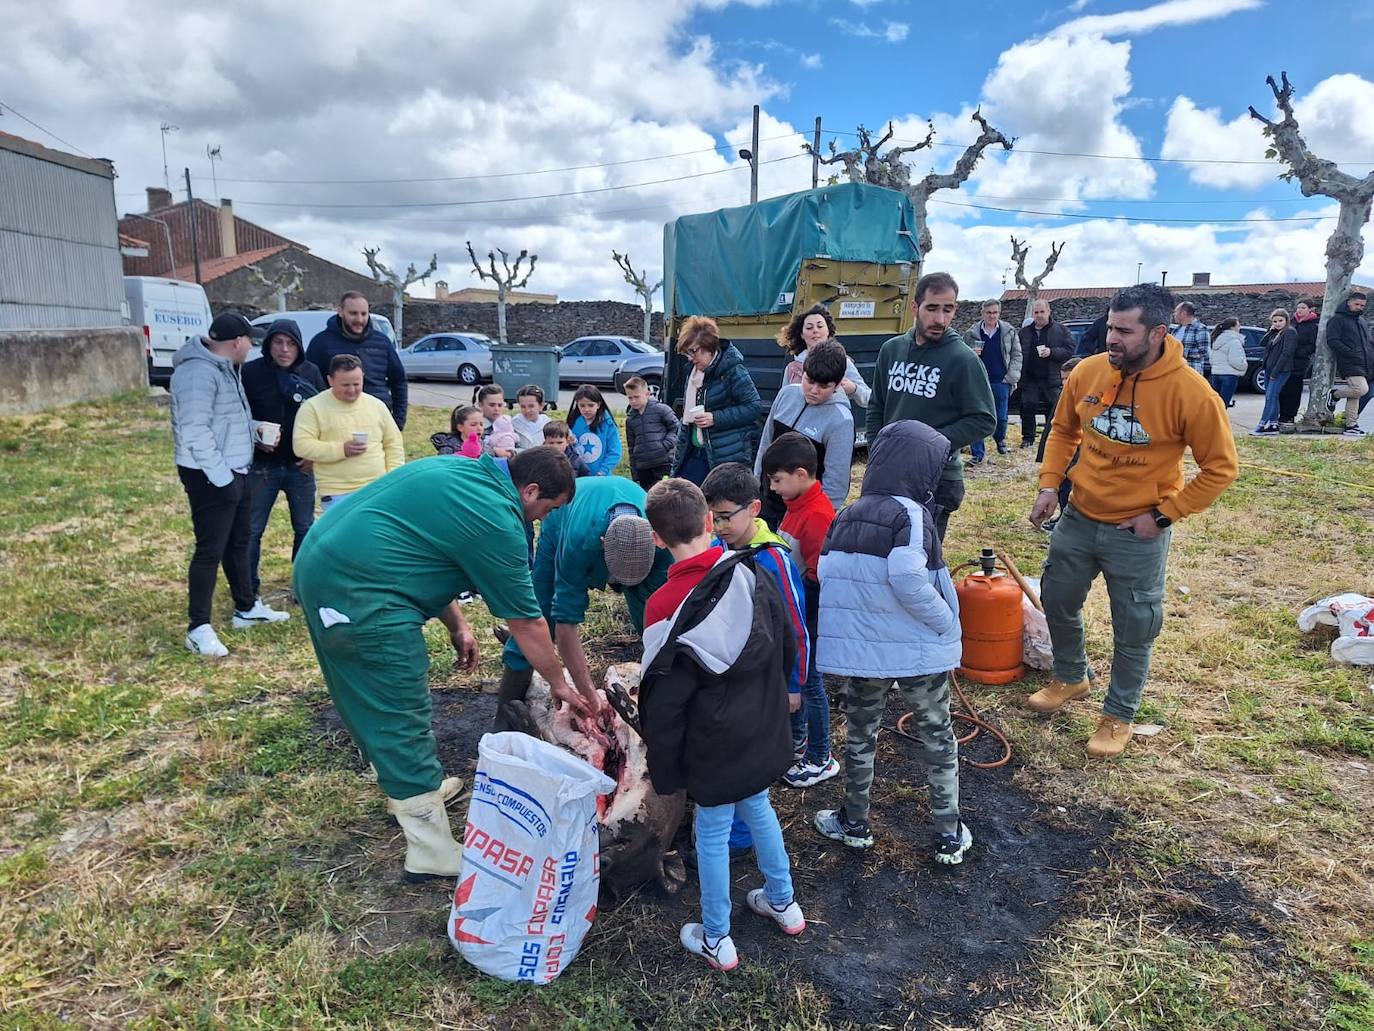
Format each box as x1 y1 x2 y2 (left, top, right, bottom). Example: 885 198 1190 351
170 311 288 659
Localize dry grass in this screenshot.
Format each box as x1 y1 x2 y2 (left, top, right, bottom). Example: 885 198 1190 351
0 393 1372 1029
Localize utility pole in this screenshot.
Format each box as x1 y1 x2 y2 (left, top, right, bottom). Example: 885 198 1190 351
812 116 821 189
159 122 179 192
750 104 760 204
184 167 201 285
1136 261 1142 284
1161 271 1168 288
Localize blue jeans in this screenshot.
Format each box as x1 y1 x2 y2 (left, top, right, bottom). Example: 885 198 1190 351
1210 374 1240 407
1258 370 1291 427
790 664 831 766
248 461 316 596
695 788 794 939
971 382 1011 460
677 448 710 486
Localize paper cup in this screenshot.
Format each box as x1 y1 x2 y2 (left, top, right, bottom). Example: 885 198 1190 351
258 422 281 446
687 405 704 421
351 431 369 445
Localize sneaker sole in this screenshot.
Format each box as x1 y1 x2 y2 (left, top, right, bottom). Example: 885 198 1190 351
814 825 874 850
784 764 840 789
746 896 807 936
935 832 974 866
185 641 227 658
231 616 289 629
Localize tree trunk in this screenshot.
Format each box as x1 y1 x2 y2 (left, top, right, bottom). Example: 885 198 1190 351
1302 196 1372 427
643 300 652 347
391 286 405 345
497 284 508 345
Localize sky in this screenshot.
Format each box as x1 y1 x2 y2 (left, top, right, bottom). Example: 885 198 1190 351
2 0 1372 308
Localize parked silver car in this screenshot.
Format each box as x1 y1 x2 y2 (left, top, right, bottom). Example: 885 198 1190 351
399 332 495 385
560 336 663 395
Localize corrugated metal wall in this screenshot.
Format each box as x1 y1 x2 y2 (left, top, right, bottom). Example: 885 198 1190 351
0 147 125 329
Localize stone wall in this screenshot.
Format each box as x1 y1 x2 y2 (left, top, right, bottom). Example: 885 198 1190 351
207 247 390 319
379 299 664 348
969 289 1331 331
0 327 145 416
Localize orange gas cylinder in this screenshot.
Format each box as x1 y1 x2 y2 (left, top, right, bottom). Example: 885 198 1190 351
955 549 1025 685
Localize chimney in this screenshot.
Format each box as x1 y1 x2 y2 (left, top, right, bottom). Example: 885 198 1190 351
146 186 173 211
1191 272 1211 287
434 279 449 301
219 199 236 258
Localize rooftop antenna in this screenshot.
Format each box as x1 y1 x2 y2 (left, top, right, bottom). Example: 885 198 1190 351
206 144 222 198
159 122 179 192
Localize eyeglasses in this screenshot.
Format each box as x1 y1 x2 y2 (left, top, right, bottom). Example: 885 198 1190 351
685 345 701 357
711 505 748 526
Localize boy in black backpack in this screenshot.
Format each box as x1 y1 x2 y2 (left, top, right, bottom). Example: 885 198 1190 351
640 478 806 972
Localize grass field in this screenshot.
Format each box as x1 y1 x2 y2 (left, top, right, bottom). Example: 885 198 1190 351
1 392 1372 1030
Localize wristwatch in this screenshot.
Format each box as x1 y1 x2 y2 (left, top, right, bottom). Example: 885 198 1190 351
1151 508 1173 529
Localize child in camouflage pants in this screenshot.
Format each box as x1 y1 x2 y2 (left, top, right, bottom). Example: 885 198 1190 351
812 420 973 865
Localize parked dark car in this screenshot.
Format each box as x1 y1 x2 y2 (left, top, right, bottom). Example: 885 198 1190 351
1061 319 1266 393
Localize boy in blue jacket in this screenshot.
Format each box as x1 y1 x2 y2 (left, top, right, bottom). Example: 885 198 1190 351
814 420 973 865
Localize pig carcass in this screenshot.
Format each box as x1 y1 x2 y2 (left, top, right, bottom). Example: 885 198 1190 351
498 663 687 898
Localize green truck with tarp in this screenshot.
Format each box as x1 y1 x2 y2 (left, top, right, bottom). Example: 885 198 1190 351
659 182 922 441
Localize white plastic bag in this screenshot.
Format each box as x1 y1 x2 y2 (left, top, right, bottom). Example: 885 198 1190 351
1022 576 1053 671
1297 593 1374 666
449 731 614 984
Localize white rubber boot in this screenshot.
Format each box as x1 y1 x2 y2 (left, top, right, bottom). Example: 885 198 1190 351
386 790 462 882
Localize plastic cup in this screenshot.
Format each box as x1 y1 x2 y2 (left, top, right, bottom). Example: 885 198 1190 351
352 431 369 445
258 422 281 446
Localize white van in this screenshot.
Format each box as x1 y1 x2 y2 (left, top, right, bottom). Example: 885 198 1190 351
124 277 213 383
248 310 398 364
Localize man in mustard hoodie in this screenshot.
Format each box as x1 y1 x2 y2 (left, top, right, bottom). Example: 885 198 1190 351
1027 284 1238 758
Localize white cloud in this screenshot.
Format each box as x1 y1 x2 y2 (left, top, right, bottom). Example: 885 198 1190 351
830 18 910 43
800 53 823 70
1162 73 1374 189
1049 0 1264 38
971 34 1156 210
921 203 1374 301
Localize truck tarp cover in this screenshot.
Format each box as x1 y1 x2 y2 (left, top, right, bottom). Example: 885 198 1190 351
663 182 919 319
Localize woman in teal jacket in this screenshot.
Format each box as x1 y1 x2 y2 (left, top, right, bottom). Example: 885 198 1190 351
672 316 764 484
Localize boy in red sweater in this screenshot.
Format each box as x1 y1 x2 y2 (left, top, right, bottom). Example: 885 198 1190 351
761 432 837 787
640 478 805 972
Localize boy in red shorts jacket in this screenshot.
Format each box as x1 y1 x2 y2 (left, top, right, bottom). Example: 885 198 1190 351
761 432 837 787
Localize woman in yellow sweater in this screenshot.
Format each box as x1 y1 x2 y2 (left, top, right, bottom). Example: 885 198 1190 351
293 354 406 509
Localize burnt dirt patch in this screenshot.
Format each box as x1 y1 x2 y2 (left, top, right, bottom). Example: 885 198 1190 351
594 696 1117 1028
313 690 1289 1028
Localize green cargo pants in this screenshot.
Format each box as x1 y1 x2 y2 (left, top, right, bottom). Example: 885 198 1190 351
1040 504 1171 722
844 673 959 835
299 601 443 802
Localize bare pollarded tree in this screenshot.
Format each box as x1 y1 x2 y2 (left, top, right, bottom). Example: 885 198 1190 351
1009 236 1066 318
906 110 1014 273
363 247 438 345
802 121 936 191
466 242 538 345
612 250 662 347
1250 71 1374 430
247 255 304 311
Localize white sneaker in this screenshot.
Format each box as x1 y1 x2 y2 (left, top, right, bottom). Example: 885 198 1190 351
679 923 738 971
185 623 228 658
232 598 290 629
746 888 806 935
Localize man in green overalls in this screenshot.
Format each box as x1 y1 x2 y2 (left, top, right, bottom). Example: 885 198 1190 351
293 447 585 881
496 476 672 728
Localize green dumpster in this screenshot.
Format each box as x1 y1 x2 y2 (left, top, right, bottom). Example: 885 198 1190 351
489 344 561 408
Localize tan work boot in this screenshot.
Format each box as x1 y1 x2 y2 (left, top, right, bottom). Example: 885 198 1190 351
1086 715 1133 759
439 776 465 803
1025 677 1091 713
387 789 463 882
